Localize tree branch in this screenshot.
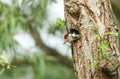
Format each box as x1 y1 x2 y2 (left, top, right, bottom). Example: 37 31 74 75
26 19 73 68
11 59 31 66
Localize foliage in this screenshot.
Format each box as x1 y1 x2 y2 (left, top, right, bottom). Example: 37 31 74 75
0 55 10 74
92 23 111 58
99 41 110 58
0 0 48 50
0 55 75 79
0 0 75 79
49 17 66 34
0 2 20 50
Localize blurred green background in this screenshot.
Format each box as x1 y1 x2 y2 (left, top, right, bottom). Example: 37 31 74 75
0 0 75 79
0 0 120 79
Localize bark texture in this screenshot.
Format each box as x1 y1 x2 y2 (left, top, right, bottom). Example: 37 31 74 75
64 0 120 79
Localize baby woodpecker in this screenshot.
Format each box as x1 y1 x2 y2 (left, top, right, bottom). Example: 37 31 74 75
64 29 80 44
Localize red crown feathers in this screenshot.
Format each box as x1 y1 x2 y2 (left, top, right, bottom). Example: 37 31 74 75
64 33 68 39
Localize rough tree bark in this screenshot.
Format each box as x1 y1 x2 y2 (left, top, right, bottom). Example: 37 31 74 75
64 0 120 79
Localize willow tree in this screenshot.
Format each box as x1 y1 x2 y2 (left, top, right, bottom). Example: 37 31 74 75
64 0 120 79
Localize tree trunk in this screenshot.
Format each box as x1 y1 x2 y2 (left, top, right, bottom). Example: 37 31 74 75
64 0 120 79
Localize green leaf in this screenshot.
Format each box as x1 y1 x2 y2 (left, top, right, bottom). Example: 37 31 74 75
9 16 16 35
55 17 65 27
0 55 10 68
93 56 99 67
49 17 65 34
18 17 27 31
99 41 110 58
93 34 101 41
40 0 47 9
99 41 110 49
101 52 109 58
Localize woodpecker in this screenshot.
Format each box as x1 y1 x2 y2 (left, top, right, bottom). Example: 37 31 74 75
64 29 80 44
